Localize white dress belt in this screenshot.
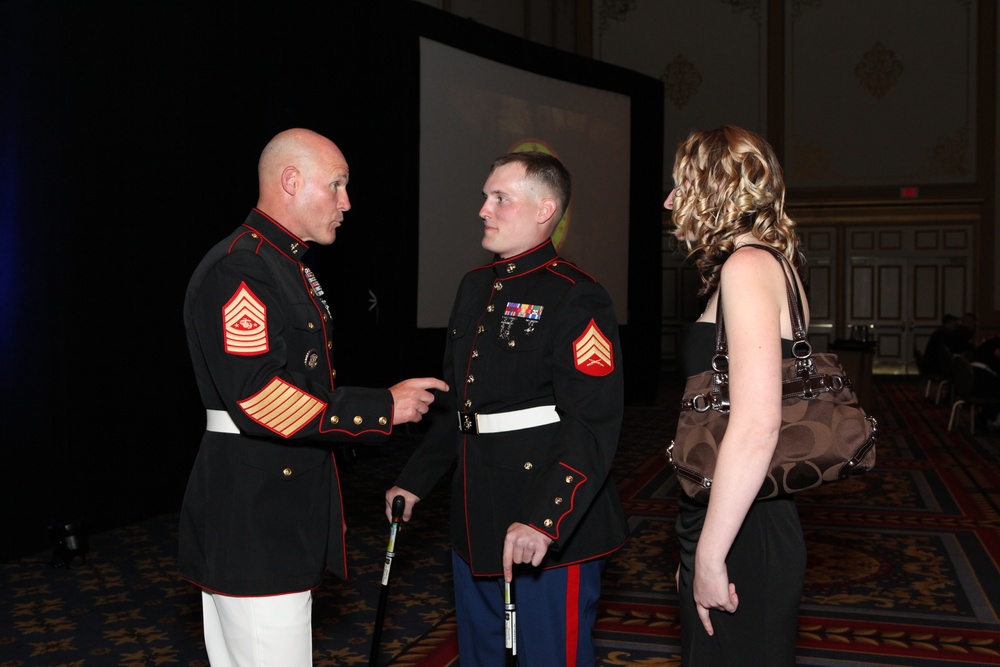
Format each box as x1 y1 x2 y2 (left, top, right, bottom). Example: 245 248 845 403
206 409 240 434
457 405 559 434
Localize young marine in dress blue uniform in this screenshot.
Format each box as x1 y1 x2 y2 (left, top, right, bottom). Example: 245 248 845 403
386 152 628 667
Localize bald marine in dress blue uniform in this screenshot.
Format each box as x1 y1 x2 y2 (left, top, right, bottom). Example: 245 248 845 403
180 128 446 667
386 152 628 667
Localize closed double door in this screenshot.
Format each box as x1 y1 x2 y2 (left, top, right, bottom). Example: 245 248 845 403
841 225 973 374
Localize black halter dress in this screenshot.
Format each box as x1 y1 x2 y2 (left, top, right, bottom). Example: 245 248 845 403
674 321 806 667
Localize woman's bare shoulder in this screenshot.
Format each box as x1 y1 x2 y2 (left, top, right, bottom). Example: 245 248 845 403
720 245 782 282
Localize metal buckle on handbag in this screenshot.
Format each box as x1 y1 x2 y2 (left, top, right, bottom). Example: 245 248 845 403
666 441 712 490
680 371 730 413
782 371 851 400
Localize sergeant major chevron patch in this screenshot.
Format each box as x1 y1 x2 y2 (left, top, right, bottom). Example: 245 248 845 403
573 319 614 376
223 281 268 356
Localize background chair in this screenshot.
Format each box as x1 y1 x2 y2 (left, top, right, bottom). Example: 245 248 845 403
914 346 950 405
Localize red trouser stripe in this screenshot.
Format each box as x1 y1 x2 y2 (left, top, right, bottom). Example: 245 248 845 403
565 564 580 666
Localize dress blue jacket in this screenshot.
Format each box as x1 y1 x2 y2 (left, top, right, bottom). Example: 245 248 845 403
179 209 394 596
395 241 629 576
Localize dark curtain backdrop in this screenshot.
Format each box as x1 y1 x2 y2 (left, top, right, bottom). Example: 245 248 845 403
0 1 663 561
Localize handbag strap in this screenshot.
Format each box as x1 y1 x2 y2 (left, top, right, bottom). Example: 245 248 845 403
714 244 809 361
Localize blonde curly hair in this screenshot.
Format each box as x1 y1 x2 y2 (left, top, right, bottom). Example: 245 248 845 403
670 125 802 297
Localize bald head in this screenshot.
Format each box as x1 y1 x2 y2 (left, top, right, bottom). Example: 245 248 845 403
256 128 351 245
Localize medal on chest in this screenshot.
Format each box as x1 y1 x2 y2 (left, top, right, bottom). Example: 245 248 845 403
303 266 332 320
498 301 543 340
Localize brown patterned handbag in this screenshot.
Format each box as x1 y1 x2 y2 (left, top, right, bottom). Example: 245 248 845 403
666 245 877 502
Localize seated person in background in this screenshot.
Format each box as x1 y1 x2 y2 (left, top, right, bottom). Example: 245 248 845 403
947 312 978 358
970 335 1000 428
923 314 960 376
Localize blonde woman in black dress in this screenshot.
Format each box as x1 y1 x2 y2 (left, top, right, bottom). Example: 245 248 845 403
665 125 808 666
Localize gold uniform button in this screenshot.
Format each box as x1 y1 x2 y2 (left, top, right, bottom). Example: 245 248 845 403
322 313 329 322
477 325 485 334
565 475 574 484
353 416 363 425
508 340 516 348
327 341 333 350
506 263 516 273
464 399 473 409
487 304 495 312
543 519 553 527
307 321 316 330
331 368 337 379
523 462 533 470
467 375 475 384
378 416 387 426
494 281 503 290
452 328 458 335
283 468 292 477
554 497 563 505
330 415 340 425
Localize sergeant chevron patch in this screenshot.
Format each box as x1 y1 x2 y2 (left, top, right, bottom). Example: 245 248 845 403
223 281 268 356
573 319 614 376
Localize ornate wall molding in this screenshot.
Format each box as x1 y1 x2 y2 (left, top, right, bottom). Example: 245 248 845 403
926 123 971 178
789 133 830 182
598 0 637 32
855 42 904 99
722 0 762 23
660 55 703 109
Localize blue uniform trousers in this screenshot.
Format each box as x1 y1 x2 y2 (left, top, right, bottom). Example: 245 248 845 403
452 551 604 667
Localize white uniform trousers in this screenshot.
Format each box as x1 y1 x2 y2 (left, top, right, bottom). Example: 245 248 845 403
202 590 313 667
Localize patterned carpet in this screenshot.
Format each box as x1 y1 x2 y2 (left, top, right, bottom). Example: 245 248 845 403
2 377 999 666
